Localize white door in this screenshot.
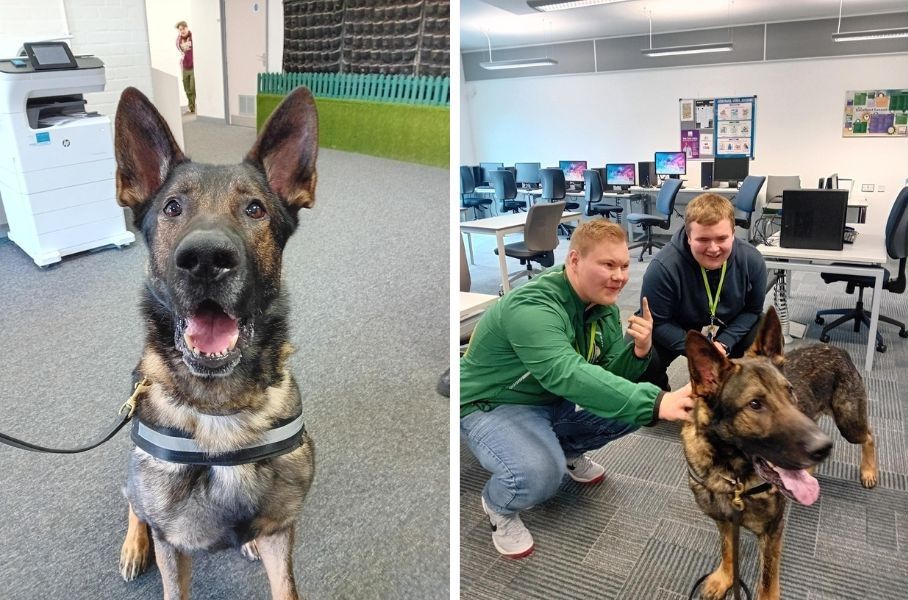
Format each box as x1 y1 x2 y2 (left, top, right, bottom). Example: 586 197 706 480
225 1 267 127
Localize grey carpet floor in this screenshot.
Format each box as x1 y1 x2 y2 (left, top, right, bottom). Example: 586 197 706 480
0 115 449 599
460 226 908 599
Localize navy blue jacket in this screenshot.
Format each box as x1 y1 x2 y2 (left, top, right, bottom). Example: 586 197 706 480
641 227 767 354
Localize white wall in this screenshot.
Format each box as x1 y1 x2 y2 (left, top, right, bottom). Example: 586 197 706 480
462 54 908 228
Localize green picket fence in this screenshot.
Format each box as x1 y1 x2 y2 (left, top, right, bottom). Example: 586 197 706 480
258 72 450 107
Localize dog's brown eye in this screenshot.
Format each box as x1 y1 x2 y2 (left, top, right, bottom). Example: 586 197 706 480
163 198 182 217
245 200 267 219
749 399 763 410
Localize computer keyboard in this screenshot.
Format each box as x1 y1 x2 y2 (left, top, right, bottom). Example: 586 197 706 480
843 227 858 244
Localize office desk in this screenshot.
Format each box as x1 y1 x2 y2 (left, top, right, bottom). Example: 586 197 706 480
756 223 886 370
460 210 582 293
461 292 498 341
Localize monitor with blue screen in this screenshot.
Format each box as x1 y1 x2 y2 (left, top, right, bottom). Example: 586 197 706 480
558 160 587 183
654 152 686 178
605 163 635 191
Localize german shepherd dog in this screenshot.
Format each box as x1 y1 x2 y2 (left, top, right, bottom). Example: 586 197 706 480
683 307 877 600
113 87 318 599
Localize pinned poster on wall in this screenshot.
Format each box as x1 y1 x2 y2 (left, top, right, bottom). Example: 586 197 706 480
679 98 716 159
714 96 756 158
843 89 908 137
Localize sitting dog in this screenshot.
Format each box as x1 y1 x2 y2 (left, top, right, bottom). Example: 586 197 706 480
683 306 877 600
114 86 318 600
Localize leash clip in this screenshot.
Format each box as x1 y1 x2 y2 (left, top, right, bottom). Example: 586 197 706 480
120 377 151 419
731 481 746 511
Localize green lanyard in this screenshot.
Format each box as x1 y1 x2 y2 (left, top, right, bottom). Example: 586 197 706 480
574 322 598 363
700 262 727 322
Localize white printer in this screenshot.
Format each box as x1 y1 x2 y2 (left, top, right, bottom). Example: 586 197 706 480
0 41 134 267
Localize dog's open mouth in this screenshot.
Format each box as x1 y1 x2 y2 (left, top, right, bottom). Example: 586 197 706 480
175 300 247 376
753 457 820 505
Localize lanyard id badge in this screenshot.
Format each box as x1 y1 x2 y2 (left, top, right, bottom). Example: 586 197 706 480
700 262 727 342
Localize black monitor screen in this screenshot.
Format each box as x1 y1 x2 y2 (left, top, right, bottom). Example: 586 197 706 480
654 152 686 176
825 173 838 189
479 162 503 185
559 160 587 182
713 157 749 183
515 162 541 185
605 163 636 187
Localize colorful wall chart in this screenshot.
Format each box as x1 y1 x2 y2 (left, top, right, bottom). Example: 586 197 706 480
843 89 908 137
679 96 755 159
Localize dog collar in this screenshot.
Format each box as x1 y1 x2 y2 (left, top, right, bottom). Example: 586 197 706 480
686 462 774 502
131 413 305 466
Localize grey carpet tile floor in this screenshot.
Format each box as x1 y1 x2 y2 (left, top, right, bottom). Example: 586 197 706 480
459 226 908 599
1 115 449 599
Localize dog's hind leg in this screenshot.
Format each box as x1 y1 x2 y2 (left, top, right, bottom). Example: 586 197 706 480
701 520 733 600
257 526 301 600
830 384 878 488
152 532 192 600
120 502 151 581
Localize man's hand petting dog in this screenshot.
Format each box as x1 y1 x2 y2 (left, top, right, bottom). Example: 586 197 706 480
628 296 654 358
659 382 693 422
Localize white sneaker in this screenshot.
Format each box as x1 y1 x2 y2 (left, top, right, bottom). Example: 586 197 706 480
481 496 535 558
566 454 605 484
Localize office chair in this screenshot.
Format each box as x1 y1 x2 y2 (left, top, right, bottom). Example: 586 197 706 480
732 175 766 238
460 165 492 219
540 168 578 237
625 178 682 262
583 169 623 223
489 169 526 214
814 186 908 353
493 201 566 292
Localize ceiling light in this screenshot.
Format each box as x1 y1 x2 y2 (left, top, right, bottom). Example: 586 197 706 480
642 10 733 57
642 42 735 57
479 57 559 70
832 1 908 42
479 30 558 71
832 26 908 42
527 0 632 12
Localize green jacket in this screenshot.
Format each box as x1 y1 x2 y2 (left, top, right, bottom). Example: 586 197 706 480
460 266 664 425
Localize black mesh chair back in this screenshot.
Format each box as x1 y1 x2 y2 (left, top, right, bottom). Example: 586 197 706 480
460 165 492 218
733 175 766 232
539 168 566 202
583 169 624 222
489 169 523 213
460 165 476 194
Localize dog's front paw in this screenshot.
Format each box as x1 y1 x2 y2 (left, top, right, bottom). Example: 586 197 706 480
701 570 732 600
240 540 260 561
119 538 150 581
860 468 878 488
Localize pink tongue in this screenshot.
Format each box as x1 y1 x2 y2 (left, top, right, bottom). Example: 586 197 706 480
186 309 238 354
777 467 820 505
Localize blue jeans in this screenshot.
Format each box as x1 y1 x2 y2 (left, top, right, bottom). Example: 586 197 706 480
461 401 638 515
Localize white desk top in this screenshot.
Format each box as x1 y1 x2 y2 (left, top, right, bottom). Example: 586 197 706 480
764 197 870 210
461 292 498 319
459 210 582 233
756 224 886 265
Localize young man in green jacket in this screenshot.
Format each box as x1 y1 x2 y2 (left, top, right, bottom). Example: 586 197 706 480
461 219 694 558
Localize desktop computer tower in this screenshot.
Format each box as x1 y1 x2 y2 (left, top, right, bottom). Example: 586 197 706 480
701 162 714 188
638 161 656 187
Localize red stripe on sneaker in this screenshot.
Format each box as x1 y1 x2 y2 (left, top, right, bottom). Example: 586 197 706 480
503 545 535 559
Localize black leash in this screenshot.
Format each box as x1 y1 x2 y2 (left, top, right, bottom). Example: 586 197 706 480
0 378 148 454
686 465 771 600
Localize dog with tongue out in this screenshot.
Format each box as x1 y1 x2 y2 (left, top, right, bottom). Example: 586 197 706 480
113 85 318 600
682 307 833 600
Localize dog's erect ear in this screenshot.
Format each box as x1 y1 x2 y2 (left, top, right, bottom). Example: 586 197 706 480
744 306 784 365
114 87 186 210
686 330 735 399
245 86 318 212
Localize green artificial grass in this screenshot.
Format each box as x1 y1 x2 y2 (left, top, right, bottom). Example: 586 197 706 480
257 94 448 168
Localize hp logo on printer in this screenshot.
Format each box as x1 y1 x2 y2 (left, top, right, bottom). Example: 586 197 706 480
62 139 70 147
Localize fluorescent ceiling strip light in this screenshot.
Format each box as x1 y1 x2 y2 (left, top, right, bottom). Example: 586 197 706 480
479 57 559 69
642 42 735 57
527 0 633 12
832 27 908 42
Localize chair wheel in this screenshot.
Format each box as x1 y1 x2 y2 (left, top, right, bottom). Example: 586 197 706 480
900 330 908 338
815 316 825 325
876 343 887 353
820 334 830 343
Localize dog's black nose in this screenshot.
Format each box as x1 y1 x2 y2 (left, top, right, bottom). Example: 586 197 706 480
805 433 833 463
174 229 241 282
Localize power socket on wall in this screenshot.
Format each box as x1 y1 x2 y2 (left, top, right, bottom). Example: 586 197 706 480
879 185 886 193
861 183 874 192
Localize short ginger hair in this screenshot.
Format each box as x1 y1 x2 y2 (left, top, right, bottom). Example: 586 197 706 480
569 219 627 256
684 193 735 229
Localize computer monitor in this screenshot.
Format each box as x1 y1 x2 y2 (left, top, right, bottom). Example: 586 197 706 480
559 160 587 183
780 189 848 251
654 152 686 178
515 162 541 188
605 163 636 191
824 173 839 190
713 156 750 188
479 162 503 186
